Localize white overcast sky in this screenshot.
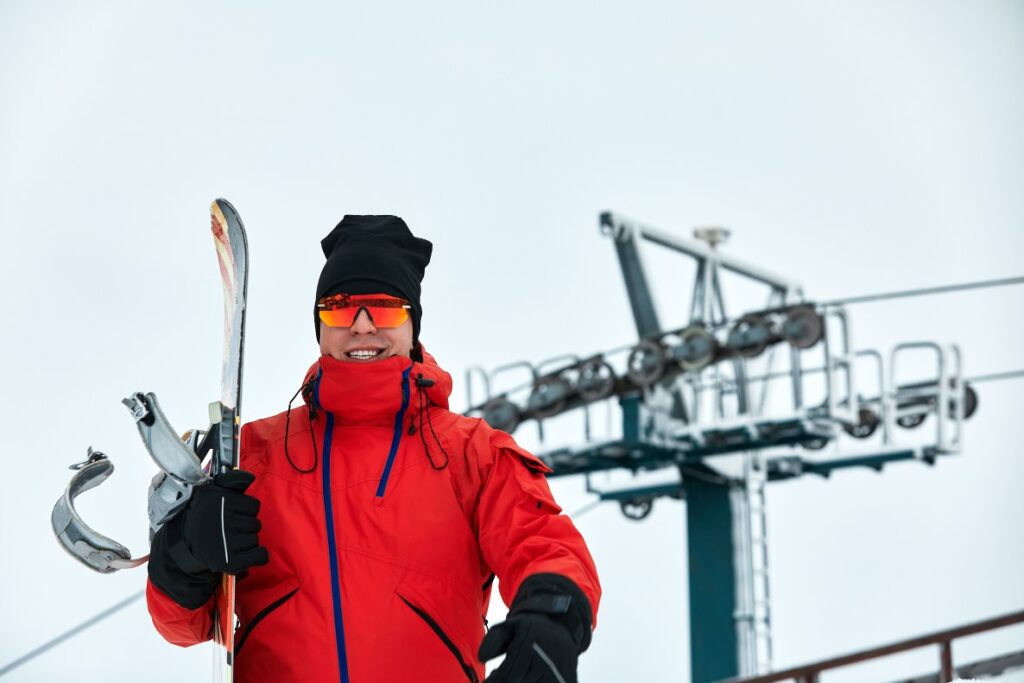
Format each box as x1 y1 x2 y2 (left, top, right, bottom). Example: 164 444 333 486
2 2 1023 682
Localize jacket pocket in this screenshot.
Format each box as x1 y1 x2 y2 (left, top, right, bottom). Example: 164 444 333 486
235 579 301 658
397 592 480 683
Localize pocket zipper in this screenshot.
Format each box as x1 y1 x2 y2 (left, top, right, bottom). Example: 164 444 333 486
235 587 299 658
398 594 480 683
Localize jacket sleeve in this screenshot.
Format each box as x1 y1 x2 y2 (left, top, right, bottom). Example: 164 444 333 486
471 424 601 626
146 423 261 646
146 580 214 647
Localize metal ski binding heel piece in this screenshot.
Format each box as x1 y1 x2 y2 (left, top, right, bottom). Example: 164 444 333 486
49 199 248 681
52 392 213 573
51 448 148 573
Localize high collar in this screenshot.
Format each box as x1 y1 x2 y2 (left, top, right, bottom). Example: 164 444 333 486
302 344 452 426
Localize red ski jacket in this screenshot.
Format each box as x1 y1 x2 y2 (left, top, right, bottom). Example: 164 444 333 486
146 348 600 682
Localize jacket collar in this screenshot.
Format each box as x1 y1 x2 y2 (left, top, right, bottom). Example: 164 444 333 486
302 344 452 426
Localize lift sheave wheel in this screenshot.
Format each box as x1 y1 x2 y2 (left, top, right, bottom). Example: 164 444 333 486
781 306 824 349
800 435 829 450
952 384 978 420
897 382 978 429
528 376 572 418
897 413 926 429
626 340 667 386
576 358 617 402
726 315 772 359
843 408 880 439
672 324 718 372
482 397 521 434
620 497 654 520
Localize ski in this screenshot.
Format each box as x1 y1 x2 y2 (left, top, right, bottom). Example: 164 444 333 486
208 198 249 682
49 198 250 681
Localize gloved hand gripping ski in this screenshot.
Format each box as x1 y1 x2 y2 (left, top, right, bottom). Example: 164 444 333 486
148 470 268 609
479 573 593 683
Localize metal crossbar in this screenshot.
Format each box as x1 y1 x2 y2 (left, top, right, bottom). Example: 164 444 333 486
716 608 1024 683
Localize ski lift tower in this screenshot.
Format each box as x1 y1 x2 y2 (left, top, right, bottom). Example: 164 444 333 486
600 213 805 678
466 212 979 683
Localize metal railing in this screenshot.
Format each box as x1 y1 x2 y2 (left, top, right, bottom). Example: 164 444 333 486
717 608 1024 683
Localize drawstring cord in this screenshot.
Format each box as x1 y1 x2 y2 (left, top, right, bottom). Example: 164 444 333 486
409 373 449 470
282 369 446 474
283 378 319 474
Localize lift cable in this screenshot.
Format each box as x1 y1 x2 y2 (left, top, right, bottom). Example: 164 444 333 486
824 275 1024 307
468 276 1024 406
964 369 1024 384
1 497 611 676
715 366 1024 392
3 497 616 677
0 590 144 678
569 499 604 519
17 368 1022 676
22 277 1023 676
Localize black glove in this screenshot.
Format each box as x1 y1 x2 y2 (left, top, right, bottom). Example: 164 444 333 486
479 574 593 683
148 470 269 609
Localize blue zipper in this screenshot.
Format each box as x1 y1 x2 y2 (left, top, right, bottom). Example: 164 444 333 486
375 366 413 499
315 371 350 683
314 364 413 681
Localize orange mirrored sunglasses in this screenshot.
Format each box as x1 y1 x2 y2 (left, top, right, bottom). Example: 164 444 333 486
316 293 412 329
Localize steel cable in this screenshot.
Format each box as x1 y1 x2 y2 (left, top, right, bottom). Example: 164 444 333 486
0 590 144 678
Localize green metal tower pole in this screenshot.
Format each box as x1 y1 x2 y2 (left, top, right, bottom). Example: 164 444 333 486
685 474 740 683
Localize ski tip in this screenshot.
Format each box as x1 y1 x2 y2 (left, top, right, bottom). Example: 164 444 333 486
210 201 228 238
211 198 245 233
213 197 238 214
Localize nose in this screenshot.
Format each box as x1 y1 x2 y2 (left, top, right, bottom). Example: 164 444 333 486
349 307 378 334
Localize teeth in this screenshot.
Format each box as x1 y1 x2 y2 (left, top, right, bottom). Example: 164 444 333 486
347 349 382 359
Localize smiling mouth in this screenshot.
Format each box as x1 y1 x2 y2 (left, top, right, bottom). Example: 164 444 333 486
346 348 386 360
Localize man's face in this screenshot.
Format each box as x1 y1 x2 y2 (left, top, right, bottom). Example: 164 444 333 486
319 308 414 362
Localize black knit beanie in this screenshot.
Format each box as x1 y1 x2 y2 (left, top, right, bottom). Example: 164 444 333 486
315 215 432 357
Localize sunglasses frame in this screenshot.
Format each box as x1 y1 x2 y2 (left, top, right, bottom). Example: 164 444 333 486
316 293 412 329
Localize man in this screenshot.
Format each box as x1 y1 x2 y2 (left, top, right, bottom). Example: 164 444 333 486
146 215 601 682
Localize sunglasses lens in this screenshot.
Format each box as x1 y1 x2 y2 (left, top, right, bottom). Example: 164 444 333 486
319 308 358 327
317 295 411 329
364 306 409 328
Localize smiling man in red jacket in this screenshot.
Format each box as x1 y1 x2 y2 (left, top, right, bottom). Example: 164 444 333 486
145 215 601 682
